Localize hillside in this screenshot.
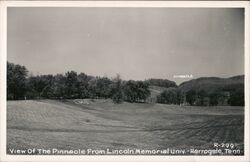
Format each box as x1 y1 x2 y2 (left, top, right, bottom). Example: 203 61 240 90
146 79 177 88
178 75 244 94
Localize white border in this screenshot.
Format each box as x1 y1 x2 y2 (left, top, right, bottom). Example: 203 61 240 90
0 1 249 162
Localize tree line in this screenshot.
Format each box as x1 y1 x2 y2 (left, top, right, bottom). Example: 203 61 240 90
7 62 244 106
7 62 151 103
156 85 244 106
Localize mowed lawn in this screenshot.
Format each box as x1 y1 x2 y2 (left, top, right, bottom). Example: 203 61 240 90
7 99 244 154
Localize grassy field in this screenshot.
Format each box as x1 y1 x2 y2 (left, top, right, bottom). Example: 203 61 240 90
7 99 244 155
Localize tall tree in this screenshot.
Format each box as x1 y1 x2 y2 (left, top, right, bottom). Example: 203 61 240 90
51 74 66 99
7 62 28 100
88 77 98 99
123 80 137 102
96 77 112 99
65 71 79 98
136 81 150 102
77 73 90 98
111 74 124 103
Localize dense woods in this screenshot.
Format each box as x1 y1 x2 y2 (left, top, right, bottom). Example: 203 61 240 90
157 77 245 106
7 62 244 106
7 62 153 103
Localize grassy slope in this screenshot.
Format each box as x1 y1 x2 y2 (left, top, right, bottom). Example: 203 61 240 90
7 100 244 154
148 85 167 99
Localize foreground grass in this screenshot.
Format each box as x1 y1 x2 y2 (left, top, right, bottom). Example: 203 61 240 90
7 99 244 155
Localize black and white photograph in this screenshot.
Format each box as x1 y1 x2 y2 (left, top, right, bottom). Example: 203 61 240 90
0 1 249 161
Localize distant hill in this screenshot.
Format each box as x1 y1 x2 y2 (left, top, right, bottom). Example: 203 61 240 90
147 75 244 95
146 75 244 104
146 78 177 88
178 75 244 94
148 75 244 106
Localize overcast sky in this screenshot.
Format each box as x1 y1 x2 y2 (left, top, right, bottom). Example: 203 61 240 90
7 7 244 84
